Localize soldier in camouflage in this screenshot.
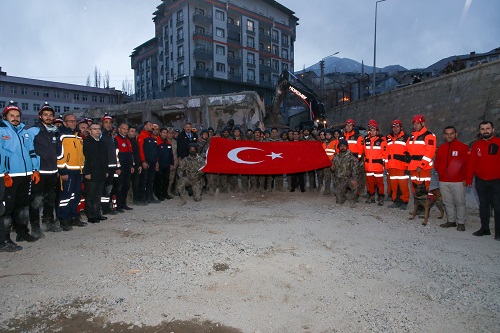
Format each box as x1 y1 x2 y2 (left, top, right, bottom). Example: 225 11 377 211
176 144 205 205
331 139 359 204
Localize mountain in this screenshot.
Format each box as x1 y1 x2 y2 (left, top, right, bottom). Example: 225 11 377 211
297 57 407 75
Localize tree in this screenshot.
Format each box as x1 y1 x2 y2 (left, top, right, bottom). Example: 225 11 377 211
86 75 91 86
104 70 110 89
121 77 134 96
94 66 101 88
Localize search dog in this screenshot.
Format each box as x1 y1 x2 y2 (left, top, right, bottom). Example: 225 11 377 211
409 183 445 225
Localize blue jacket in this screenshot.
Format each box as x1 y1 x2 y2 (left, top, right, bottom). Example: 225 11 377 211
0 119 39 177
27 122 60 174
0 127 6 176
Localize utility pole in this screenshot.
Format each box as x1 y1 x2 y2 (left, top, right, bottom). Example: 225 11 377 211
320 51 339 97
373 0 386 96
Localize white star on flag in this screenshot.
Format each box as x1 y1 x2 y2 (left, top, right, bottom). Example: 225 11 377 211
266 152 283 160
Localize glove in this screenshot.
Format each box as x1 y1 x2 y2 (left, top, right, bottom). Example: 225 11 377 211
4 174 13 187
32 171 41 185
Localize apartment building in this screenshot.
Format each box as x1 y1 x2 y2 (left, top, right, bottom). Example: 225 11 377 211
131 0 298 106
0 67 131 126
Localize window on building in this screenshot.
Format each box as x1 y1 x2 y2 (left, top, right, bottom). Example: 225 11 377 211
33 104 40 112
247 36 255 48
21 87 28 95
272 60 279 71
272 45 279 56
64 92 69 99
73 93 79 100
259 43 264 51
215 27 225 38
108 97 114 104
282 49 288 59
100 96 105 103
43 91 49 98
247 52 255 65
10 86 17 94
0 85 4 93
247 69 255 81
177 45 184 58
229 67 235 74
216 45 225 55
178 62 184 76
176 9 183 23
55 106 61 113
74 107 80 111
195 25 205 34
216 63 226 72
195 8 204 15
282 63 289 70
247 19 254 32
64 106 70 112
177 27 183 41
272 29 279 41
54 91 60 98
228 50 235 58
282 34 289 46
92 95 97 102
22 103 29 110
82 94 88 101
196 62 205 70
227 17 234 24
0 101 5 109
215 10 225 21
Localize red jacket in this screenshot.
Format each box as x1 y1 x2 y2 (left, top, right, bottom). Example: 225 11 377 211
386 131 409 170
407 126 436 171
363 134 386 172
434 139 470 182
466 136 500 184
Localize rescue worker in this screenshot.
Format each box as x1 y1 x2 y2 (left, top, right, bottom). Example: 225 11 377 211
340 119 365 197
331 139 359 204
267 127 284 192
249 128 264 192
289 130 306 192
385 119 410 210
407 114 436 194
83 123 109 223
137 121 160 204
302 126 317 189
1 101 41 244
176 143 205 205
115 123 135 211
218 127 232 193
100 114 120 215
320 129 336 195
128 126 142 204
57 113 86 230
77 119 90 138
363 120 387 205
155 128 174 201
28 102 62 236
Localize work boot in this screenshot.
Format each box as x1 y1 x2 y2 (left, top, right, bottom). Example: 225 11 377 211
70 217 87 227
440 222 457 228
377 195 385 206
388 202 401 208
179 196 187 206
457 224 465 231
16 232 38 242
60 219 73 231
0 241 22 252
46 220 63 232
31 224 45 239
365 195 375 204
472 228 491 236
399 203 408 210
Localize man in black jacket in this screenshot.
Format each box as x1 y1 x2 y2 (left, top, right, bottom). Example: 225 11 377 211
100 114 120 215
83 123 109 223
115 123 135 211
128 126 142 204
177 122 198 159
155 128 174 200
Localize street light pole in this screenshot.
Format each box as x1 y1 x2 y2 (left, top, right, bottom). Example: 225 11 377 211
320 51 339 97
373 0 386 96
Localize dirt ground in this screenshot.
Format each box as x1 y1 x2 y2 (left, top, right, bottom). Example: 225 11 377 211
0 189 499 333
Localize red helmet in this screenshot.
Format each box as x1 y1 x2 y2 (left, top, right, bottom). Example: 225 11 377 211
392 119 403 127
101 113 113 122
2 100 21 118
38 102 54 117
412 114 425 123
368 119 378 129
53 115 64 125
345 118 355 125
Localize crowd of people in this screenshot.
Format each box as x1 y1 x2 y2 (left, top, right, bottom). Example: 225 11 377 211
0 100 499 252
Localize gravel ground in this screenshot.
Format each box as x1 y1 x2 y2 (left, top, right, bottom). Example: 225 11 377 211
0 189 499 333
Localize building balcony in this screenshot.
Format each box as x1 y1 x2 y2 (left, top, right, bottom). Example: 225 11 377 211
193 30 212 39
228 73 242 82
193 48 213 60
227 55 241 66
260 80 274 88
227 21 241 32
192 12 212 25
193 68 214 79
259 32 271 42
259 64 272 72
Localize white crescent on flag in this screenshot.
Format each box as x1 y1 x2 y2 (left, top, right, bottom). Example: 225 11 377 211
227 147 264 164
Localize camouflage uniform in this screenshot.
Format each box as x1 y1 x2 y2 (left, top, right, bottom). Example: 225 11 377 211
332 149 359 204
176 153 205 205
198 137 216 195
168 138 178 196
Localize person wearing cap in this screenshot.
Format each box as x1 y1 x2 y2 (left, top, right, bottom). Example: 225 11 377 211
27 103 63 236
218 128 233 193
176 143 205 205
331 139 359 205
386 119 410 210
77 119 90 138
127 126 142 204
114 123 135 211
137 121 160 204
207 127 214 138
198 129 216 195
434 126 470 231
466 121 500 239
53 115 64 127
266 127 284 192
0 101 41 245
407 114 437 195
100 114 121 215
57 113 86 230
289 130 306 192
319 129 336 195
154 128 175 201
249 128 265 193
177 122 198 159
340 119 365 197
301 126 318 189
363 120 387 205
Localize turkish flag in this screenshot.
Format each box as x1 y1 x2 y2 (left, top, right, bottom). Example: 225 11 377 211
201 138 331 175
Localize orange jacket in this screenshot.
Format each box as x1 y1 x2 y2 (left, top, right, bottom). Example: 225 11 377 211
342 130 364 160
407 126 436 171
386 131 409 170
322 140 337 161
363 134 386 172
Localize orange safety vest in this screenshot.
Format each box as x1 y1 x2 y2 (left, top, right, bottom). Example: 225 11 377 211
386 131 409 170
407 126 436 171
322 140 337 161
363 134 386 172
341 130 364 160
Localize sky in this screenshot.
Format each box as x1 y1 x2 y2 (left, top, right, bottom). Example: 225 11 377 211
1 0 498 87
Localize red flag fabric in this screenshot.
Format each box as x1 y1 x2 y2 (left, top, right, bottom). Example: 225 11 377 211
201 137 331 175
